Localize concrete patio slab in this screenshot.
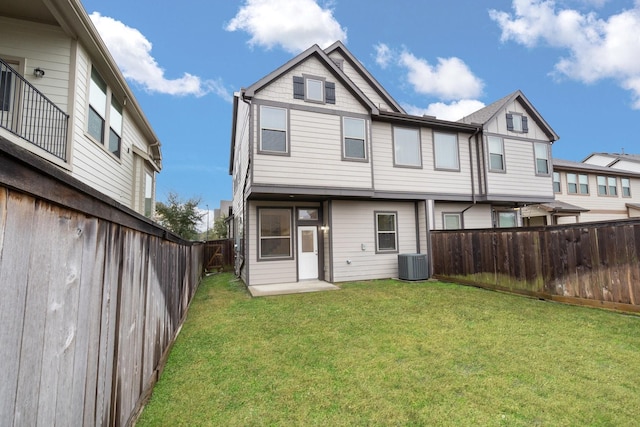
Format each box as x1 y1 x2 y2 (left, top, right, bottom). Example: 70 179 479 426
248 280 340 297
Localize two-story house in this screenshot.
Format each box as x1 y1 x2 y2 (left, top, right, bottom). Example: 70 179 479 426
229 41 558 288
522 158 640 225
0 0 161 216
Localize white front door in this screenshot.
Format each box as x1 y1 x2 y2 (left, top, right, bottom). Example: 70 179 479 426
297 226 318 280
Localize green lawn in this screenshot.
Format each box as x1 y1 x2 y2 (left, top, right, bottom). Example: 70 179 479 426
137 273 640 426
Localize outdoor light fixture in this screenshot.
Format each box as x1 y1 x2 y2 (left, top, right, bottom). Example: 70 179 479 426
321 225 330 232
33 67 45 78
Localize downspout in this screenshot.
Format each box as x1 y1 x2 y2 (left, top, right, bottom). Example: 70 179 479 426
425 199 433 278
238 92 253 280
468 126 481 204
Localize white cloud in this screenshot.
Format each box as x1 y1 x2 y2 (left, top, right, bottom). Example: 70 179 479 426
90 13 231 100
225 0 347 54
374 43 393 69
399 51 484 100
490 0 640 108
404 100 486 121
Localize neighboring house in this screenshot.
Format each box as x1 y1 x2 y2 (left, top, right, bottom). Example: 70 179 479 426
0 0 161 217
523 158 640 225
583 152 640 173
229 41 558 287
214 200 232 222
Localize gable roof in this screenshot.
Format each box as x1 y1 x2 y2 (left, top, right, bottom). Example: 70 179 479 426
582 152 640 167
324 41 405 114
242 43 379 114
459 90 559 142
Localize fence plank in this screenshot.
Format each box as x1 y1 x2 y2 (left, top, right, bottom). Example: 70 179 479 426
0 192 35 425
74 217 106 427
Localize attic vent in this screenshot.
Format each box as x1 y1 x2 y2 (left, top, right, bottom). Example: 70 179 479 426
398 253 428 280
331 58 344 70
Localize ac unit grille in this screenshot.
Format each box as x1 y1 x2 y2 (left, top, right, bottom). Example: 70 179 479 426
398 253 428 280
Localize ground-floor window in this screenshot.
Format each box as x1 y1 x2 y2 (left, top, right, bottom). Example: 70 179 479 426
497 210 517 228
258 208 292 259
375 211 398 253
443 213 462 230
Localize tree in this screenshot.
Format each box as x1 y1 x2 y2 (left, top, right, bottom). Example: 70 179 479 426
155 192 204 240
213 214 228 239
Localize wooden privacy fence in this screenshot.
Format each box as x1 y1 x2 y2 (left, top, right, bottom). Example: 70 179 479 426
431 219 640 313
204 238 234 271
0 140 204 426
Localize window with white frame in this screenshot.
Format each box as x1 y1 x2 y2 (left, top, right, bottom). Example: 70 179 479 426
534 143 549 175
393 127 421 167
488 136 505 171
622 177 631 197
567 173 578 194
443 213 462 230
597 175 618 196
506 113 528 133
434 132 459 170
579 174 589 194
375 212 397 252
553 172 561 193
258 208 292 259
259 105 287 153
88 67 122 157
293 75 335 104
305 78 324 102
343 117 366 160
567 173 588 194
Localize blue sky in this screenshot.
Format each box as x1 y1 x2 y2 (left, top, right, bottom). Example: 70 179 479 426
81 0 640 216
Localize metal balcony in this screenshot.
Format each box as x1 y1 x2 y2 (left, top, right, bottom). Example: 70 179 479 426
0 58 69 160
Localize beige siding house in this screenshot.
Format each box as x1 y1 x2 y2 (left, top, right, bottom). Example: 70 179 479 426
0 0 161 216
229 42 559 288
522 158 640 225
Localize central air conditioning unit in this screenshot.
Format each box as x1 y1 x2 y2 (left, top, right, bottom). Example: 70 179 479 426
398 253 428 281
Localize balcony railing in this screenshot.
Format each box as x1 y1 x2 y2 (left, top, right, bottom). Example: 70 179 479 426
0 58 69 160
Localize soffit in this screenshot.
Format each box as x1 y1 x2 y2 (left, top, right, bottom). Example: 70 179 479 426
0 0 58 26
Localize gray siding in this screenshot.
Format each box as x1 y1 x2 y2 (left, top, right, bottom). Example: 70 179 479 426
253 107 373 189
372 122 474 195
331 200 417 282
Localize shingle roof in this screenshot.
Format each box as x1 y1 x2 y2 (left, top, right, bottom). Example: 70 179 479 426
459 91 516 125
537 201 590 213
459 89 559 142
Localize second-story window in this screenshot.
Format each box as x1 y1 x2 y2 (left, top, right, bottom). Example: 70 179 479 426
597 176 617 196
579 174 589 194
553 172 561 193
259 105 287 154
434 132 459 171
567 173 589 194
534 143 549 175
488 136 505 172
393 126 421 167
88 67 122 158
343 117 366 160
622 178 631 197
